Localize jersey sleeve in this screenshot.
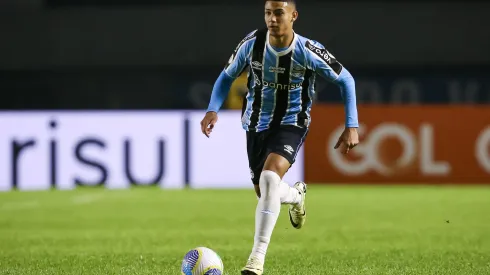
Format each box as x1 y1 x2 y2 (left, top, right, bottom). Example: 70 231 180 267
305 40 343 81
223 30 257 79
305 39 359 128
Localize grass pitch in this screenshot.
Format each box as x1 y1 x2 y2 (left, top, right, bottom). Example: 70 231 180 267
0 185 489 274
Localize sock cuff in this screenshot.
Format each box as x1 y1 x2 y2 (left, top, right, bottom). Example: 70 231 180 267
260 170 281 182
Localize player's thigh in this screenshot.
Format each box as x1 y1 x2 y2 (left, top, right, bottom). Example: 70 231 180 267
246 130 268 186
263 126 308 174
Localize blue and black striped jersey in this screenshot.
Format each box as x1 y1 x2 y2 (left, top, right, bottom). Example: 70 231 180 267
224 28 347 132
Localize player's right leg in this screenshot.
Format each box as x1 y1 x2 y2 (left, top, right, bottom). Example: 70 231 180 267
243 153 290 275
243 129 292 275
242 130 268 275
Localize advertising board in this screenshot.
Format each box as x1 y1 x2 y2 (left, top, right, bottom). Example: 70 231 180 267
0 112 186 190
305 105 490 184
0 110 304 191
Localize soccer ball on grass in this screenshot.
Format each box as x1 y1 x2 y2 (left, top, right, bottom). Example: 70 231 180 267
181 247 224 275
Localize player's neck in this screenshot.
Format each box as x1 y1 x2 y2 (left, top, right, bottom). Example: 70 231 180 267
268 30 294 49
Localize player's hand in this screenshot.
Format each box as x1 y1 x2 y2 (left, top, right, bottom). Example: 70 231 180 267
334 127 359 154
200 111 218 138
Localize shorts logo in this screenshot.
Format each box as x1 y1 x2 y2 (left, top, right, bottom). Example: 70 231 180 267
284 145 295 155
250 168 255 179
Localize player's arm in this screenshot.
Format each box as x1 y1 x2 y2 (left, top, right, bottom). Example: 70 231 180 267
201 30 257 137
205 71 236 114
333 68 358 128
306 40 359 153
306 40 358 128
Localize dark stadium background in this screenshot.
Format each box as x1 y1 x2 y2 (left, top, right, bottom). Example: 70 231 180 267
1 0 489 110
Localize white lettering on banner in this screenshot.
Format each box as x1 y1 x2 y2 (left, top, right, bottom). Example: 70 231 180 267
419 125 452 175
0 112 185 191
188 110 304 188
328 123 451 176
476 126 490 173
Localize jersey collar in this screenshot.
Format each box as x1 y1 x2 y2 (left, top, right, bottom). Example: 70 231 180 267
266 30 297 57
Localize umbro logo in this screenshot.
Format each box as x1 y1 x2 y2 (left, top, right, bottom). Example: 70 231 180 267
284 145 294 154
252 61 262 70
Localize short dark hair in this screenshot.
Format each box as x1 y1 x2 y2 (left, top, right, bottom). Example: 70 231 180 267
265 0 296 4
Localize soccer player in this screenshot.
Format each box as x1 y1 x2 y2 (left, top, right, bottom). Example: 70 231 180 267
200 0 359 274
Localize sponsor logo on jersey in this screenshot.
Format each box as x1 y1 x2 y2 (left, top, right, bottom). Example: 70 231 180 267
261 80 303 90
269 66 286 74
306 41 335 64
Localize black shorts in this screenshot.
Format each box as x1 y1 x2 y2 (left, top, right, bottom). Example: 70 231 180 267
246 125 308 185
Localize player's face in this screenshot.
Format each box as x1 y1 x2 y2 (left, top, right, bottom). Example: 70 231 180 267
264 1 297 36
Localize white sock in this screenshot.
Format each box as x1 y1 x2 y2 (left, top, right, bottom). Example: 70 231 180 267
249 170 281 263
279 181 302 205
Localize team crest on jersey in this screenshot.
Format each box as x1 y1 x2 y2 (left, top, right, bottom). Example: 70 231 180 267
291 63 306 77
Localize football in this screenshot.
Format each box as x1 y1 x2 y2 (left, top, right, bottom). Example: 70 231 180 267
181 247 224 275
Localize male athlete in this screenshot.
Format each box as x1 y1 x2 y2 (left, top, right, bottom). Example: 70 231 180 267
200 0 359 274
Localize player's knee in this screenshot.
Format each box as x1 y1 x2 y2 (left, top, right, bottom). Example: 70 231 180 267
263 153 291 177
259 170 280 198
263 164 281 175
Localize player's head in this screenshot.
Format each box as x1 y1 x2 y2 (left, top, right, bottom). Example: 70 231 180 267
264 0 298 37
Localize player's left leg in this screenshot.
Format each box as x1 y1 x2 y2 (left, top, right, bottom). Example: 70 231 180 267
254 173 302 205
267 126 309 229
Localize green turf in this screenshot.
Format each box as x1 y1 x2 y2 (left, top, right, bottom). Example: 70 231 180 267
0 185 489 274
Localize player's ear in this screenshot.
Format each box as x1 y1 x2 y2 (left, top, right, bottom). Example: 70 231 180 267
292 10 298 22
